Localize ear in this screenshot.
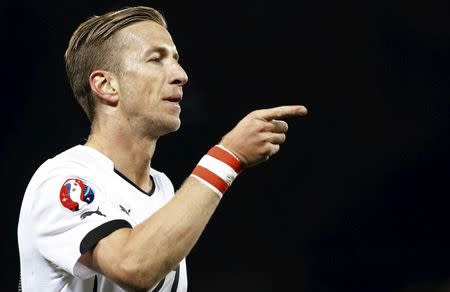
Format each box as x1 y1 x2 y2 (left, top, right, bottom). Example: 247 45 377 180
89 70 119 105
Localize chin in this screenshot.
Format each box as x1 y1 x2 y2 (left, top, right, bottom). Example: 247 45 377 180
171 119 181 132
158 118 181 136
168 121 181 132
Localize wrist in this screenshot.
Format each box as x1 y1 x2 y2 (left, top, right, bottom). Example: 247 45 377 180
190 145 242 198
217 140 248 168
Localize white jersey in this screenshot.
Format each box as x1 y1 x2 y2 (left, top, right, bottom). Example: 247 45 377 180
18 145 187 292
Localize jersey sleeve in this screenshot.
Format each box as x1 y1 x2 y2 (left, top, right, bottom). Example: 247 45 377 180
31 169 132 279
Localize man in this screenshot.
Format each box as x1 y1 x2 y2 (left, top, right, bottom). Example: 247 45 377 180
17 6 307 292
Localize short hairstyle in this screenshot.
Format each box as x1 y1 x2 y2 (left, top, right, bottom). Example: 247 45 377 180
64 6 167 121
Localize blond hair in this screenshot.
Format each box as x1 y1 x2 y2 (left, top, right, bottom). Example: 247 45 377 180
64 6 167 121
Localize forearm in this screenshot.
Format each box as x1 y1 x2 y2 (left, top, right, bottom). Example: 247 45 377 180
94 176 220 289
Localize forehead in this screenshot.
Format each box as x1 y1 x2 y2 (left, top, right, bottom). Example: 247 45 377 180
117 20 176 53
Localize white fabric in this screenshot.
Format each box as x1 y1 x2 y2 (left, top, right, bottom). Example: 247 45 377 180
18 145 187 292
197 155 238 185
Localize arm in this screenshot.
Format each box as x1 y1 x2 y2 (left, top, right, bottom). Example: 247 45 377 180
80 105 307 291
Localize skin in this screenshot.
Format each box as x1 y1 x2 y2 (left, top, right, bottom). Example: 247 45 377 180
80 20 307 291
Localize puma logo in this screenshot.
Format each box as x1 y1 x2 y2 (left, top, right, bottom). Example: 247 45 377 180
80 207 106 219
119 204 131 216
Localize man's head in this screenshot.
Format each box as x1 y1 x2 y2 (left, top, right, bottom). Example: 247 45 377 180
65 6 186 129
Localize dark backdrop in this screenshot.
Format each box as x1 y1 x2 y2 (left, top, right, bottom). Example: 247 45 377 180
1 1 449 291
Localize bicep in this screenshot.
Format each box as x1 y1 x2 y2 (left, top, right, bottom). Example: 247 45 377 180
79 227 132 279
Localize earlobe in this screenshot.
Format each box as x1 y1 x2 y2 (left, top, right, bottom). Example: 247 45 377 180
89 70 119 104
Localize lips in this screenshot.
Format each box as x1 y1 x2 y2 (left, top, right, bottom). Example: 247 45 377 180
163 94 182 103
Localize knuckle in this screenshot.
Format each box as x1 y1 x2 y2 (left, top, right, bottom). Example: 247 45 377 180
254 120 267 132
268 143 277 154
249 110 261 118
259 144 271 156
273 120 288 133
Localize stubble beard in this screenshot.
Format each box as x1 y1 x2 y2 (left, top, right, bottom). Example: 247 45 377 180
141 112 181 139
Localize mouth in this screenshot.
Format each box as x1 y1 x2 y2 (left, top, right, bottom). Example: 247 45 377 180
163 94 182 104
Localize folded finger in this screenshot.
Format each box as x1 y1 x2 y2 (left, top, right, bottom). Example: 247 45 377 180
265 133 286 145
268 120 288 133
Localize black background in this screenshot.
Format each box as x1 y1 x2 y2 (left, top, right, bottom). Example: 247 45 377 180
2 1 450 291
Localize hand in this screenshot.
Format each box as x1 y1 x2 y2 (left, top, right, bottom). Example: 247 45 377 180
219 105 307 168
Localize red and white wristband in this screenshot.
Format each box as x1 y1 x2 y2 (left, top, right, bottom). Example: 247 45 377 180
191 145 243 198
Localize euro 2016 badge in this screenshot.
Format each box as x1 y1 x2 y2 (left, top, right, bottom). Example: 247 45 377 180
59 178 95 211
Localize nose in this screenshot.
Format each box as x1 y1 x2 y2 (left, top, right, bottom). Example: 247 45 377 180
170 62 188 86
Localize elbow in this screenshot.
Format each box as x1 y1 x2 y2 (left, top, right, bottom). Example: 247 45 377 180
114 259 165 291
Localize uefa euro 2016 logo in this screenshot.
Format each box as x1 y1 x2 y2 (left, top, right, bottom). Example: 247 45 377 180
59 178 95 211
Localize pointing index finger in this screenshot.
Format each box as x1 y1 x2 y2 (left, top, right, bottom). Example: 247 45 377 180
254 105 308 121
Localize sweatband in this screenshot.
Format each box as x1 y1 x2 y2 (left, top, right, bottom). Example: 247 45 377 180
191 145 242 198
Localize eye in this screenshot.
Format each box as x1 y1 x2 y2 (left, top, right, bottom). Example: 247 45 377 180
148 55 162 63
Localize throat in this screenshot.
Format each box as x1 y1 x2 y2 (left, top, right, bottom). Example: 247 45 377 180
85 132 157 193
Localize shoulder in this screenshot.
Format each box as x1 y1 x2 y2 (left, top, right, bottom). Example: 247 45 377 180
32 145 113 182
25 146 113 205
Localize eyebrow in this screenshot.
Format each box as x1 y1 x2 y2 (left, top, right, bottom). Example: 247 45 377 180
144 46 179 61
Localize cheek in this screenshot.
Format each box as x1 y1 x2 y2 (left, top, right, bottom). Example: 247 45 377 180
120 66 167 104
144 73 167 103
120 74 146 99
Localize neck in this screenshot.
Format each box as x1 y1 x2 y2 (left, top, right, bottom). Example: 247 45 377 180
86 118 157 193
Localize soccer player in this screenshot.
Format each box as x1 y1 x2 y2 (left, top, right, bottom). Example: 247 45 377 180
17 6 307 292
